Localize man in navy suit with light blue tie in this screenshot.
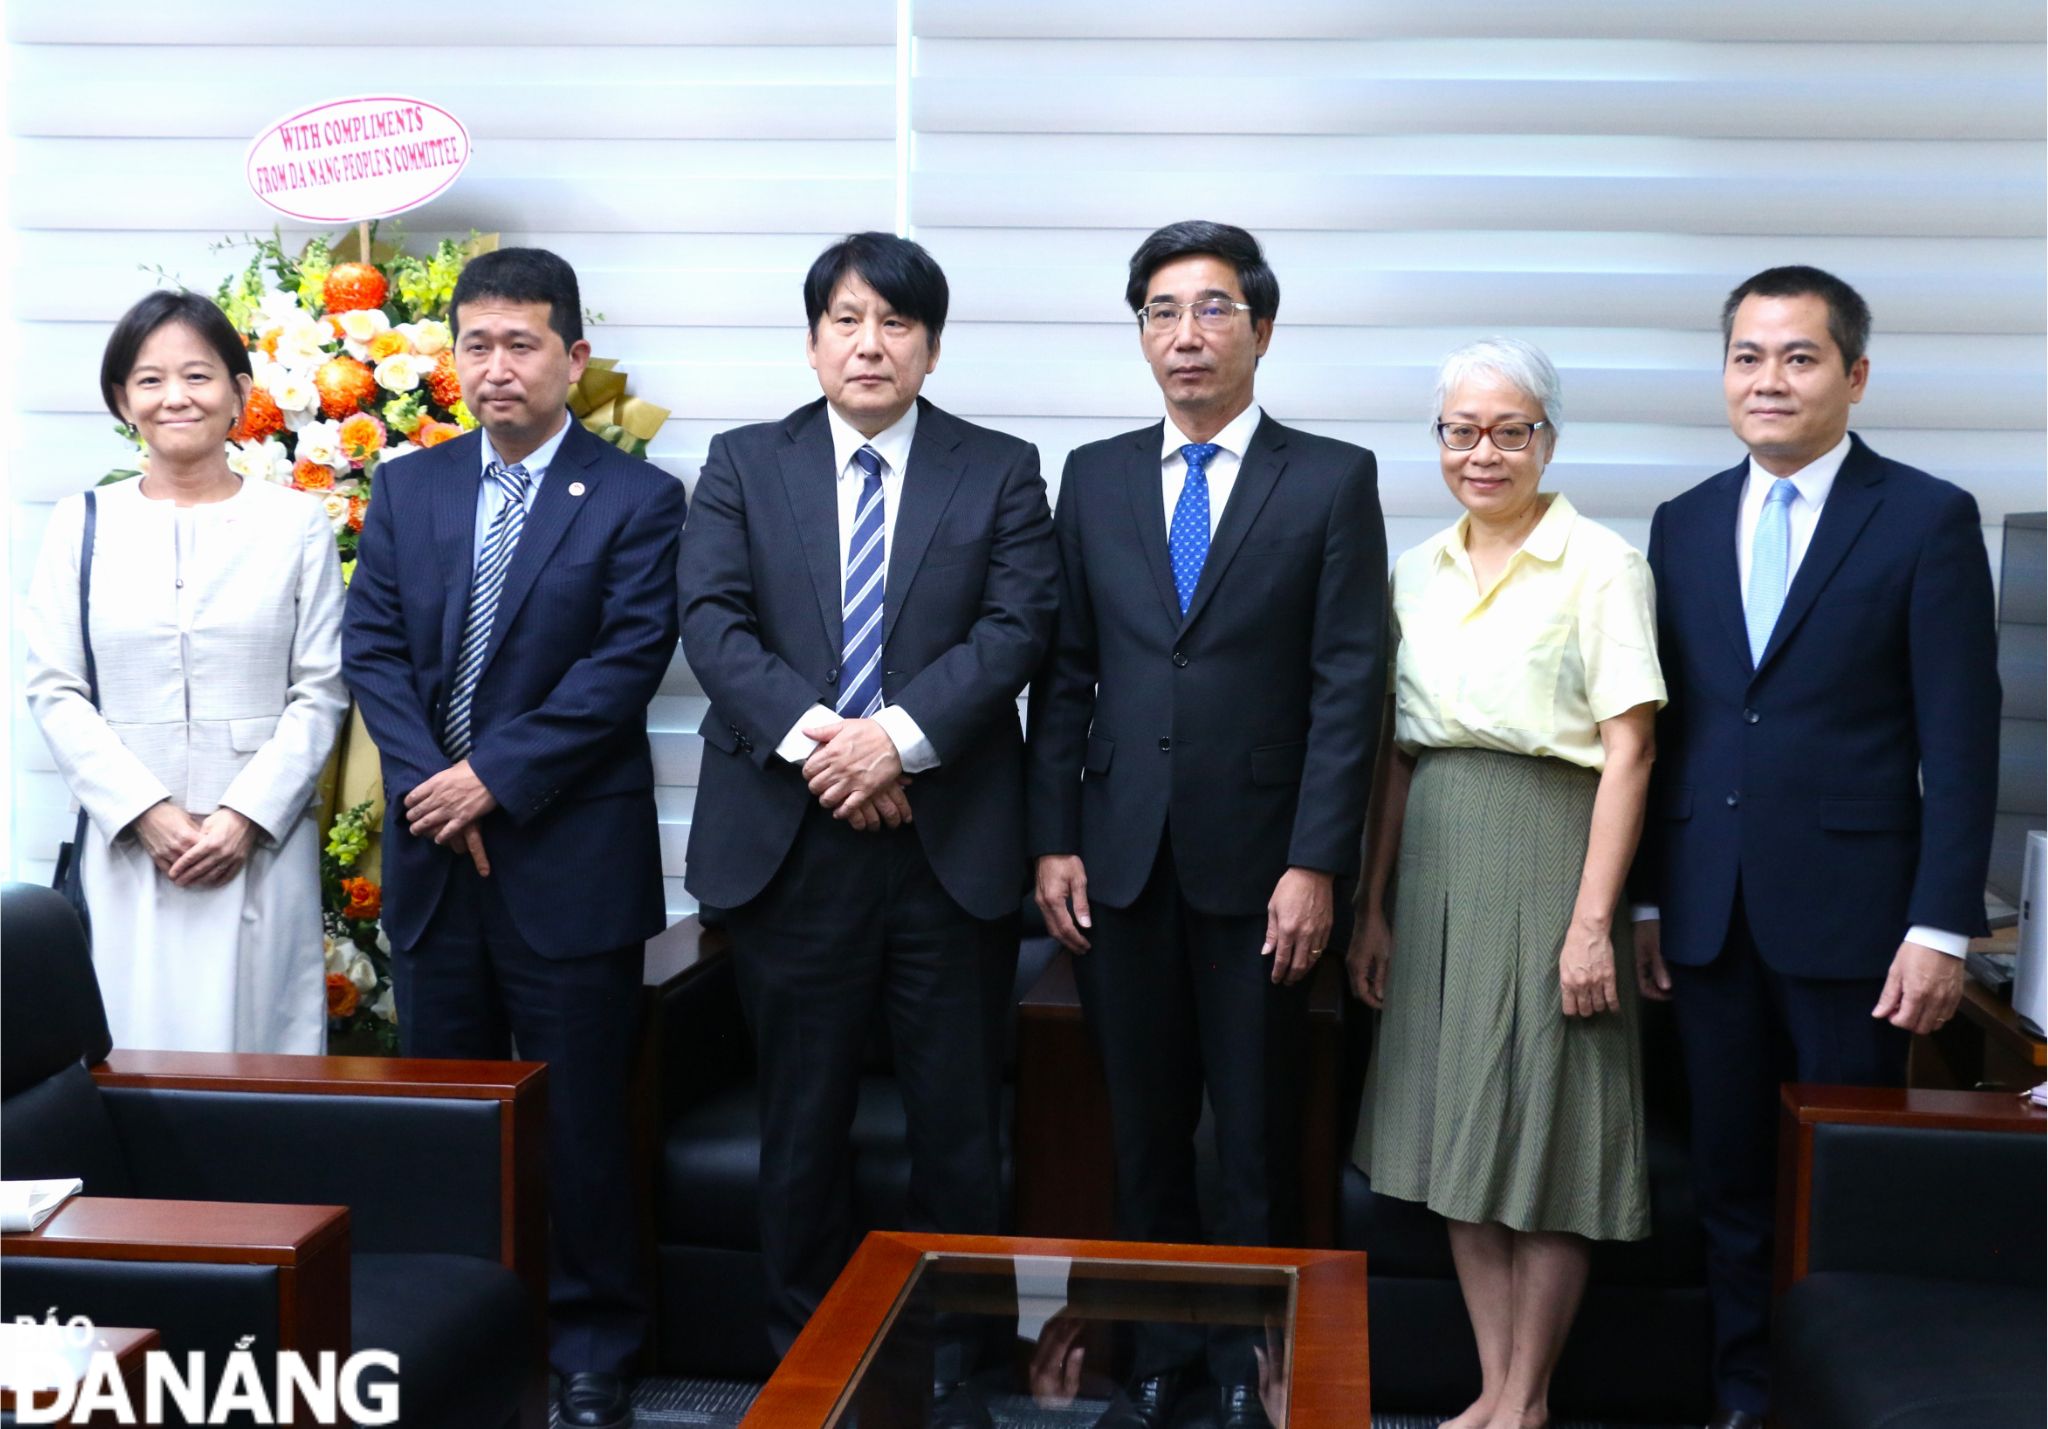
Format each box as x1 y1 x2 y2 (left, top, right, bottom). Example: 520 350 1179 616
678 233 1058 1373
344 247 687 1429
1633 266 1999 1429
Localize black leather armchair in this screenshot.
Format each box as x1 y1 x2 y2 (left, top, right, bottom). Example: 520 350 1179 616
0 883 549 1429
647 915 1057 1378
1771 1083 2046 1429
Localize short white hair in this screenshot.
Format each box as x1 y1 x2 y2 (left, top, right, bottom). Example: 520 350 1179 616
1431 337 1564 435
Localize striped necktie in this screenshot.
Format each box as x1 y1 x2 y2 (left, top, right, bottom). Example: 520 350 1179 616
1169 443 1221 615
1745 476 1798 666
443 460 532 760
836 445 887 719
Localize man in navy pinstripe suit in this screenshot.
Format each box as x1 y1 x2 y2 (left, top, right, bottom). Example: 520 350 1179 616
344 248 686 1429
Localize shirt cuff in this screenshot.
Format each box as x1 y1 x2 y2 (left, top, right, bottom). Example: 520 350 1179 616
1905 925 1969 959
775 704 837 766
1630 904 1661 923
873 704 939 774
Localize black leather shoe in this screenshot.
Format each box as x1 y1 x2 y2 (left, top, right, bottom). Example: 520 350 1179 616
1218 1382 1272 1428
1707 1412 1764 1429
559 1372 633 1429
1096 1369 1185 1429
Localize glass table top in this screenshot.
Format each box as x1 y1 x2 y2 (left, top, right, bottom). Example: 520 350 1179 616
830 1250 1298 1428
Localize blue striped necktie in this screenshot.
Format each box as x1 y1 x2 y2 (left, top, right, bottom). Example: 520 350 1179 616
444 460 532 759
1169 442 1220 615
1745 476 1798 665
836 444 887 719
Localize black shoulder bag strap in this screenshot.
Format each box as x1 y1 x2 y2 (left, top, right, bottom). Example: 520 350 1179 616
53 490 100 944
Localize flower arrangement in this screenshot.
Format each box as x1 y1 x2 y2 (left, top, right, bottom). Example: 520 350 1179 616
322 799 396 1052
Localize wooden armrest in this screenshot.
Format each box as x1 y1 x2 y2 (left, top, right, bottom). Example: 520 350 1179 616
1776 1084 2045 1292
2 1198 349 1359
92 1051 544 1101
1780 1082 2047 1133
644 913 729 992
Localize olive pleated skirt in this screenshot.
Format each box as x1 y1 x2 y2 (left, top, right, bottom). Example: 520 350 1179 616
1353 745 1649 1241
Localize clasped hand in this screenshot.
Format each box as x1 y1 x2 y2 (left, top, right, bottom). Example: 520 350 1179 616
135 801 257 888
802 716 912 832
405 759 496 876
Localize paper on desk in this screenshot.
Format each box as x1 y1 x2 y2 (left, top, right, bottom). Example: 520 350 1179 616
2026 1082 2047 1107
0 1178 82 1233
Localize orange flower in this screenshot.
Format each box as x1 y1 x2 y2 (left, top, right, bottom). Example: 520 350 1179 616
338 413 387 465
229 386 285 443
326 973 360 1019
257 329 281 357
314 356 378 418
341 876 382 920
367 329 411 362
415 419 462 449
293 460 336 491
348 495 368 533
425 351 464 409
323 261 389 315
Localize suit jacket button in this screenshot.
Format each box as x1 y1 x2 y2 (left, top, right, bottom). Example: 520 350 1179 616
1726 791 1740 807
826 666 840 683
1743 708 1760 724
1172 651 1189 668
1159 737 1173 752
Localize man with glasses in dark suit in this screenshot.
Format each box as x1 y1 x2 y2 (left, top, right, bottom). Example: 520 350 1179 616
1027 220 1386 1428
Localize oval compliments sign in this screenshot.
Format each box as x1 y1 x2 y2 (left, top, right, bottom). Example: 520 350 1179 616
246 96 470 223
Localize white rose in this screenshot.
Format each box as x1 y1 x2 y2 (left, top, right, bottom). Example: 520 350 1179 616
274 314 333 369
255 289 304 330
377 442 420 470
324 935 359 977
375 925 391 955
400 319 451 357
297 419 346 469
337 308 391 359
227 438 292 485
269 368 320 419
370 985 398 1024
321 492 352 532
345 953 378 992
374 352 423 393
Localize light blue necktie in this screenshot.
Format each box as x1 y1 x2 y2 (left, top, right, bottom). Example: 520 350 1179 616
1745 477 1798 665
444 461 532 759
836 445 887 719
1169 443 1220 615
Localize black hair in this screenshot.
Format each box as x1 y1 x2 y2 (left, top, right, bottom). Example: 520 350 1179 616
1125 220 1280 324
450 246 584 347
1721 265 1871 370
99 290 253 421
803 232 950 341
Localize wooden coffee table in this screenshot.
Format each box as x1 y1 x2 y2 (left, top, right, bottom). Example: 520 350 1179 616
743 1231 1369 1426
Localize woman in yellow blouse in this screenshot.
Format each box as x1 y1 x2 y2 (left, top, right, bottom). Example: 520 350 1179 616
1348 337 1667 1429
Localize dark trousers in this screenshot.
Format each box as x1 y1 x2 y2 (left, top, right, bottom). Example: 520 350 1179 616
1074 834 1311 1383
727 802 1018 1359
393 861 648 1379
1666 887 1909 1417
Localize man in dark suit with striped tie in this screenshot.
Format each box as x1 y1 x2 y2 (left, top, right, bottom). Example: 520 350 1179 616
678 233 1059 1366
343 247 687 1429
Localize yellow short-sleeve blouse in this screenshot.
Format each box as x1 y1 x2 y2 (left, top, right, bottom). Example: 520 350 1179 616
1391 493 1666 771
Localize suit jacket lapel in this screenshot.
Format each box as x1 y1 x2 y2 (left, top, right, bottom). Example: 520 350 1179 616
1179 413 1287 633
776 399 845 654
883 399 964 648
1754 433 1885 677
1698 462 1751 672
475 422 601 681
1124 424 1183 626
433 432 486 675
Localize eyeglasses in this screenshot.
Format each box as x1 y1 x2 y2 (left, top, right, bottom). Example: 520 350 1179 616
1435 420 1549 453
1136 299 1253 333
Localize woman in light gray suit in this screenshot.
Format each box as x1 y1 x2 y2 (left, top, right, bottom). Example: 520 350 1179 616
25 291 346 1053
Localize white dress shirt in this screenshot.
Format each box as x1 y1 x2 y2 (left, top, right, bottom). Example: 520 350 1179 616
1161 403 1263 536
773 402 937 771
473 413 572 556
1637 432 1964 958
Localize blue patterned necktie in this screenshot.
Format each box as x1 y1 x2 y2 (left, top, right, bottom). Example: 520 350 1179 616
444 460 532 759
1169 443 1221 615
836 445 887 719
1745 476 1798 665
